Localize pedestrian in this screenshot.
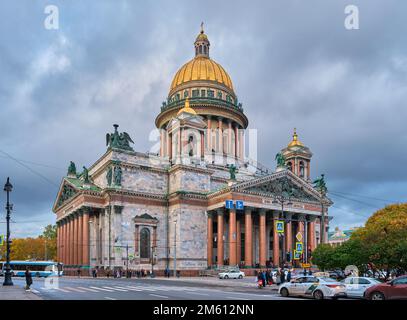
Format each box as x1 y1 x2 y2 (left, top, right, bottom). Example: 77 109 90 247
25 268 33 290
261 270 266 287
275 270 281 286
308 269 313 276
287 270 292 282
77 268 81 278
280 269 286 284
265 269 271 285
303 268 307 276
257 270 263 288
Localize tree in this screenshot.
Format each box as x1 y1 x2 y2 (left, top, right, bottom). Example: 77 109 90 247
313 203 407 279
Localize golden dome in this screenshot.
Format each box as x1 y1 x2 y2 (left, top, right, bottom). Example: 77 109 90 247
170 56 234 93
288 128 304 147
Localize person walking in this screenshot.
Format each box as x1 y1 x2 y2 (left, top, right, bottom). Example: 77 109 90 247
257 270 263 288
287 270 292 282
280 269 286 284
275 270 281 286
303 268 307 276
262 270 267 287
77 268 81 278
25 268 33 290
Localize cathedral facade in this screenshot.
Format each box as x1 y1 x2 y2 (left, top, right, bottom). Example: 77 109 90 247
53 27 332 275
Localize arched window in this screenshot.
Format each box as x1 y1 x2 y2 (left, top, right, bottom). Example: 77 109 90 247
140 228 150 259
287 161 293 172
199 45 203 54
299 161 305 177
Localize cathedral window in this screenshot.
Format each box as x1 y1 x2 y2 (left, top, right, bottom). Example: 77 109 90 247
140 227 151 259
192 89 199 97
207 89 214 98
199 45 203 54
299 161 305 178
287 161 293 172
184 90 189 98
201 89 206 97
175 93 180 101
217 91 222 99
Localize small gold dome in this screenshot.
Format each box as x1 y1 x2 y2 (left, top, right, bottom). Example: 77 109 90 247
177 97 197 116
170 57 234 93
288 128 304 147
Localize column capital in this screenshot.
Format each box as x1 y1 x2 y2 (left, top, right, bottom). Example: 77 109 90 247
244 208 252 215
297 214 306 222
284 212 293 220
259 209 267 216
272 211 280 219
217 208 224 216
207 211 213 219
308 215 318 222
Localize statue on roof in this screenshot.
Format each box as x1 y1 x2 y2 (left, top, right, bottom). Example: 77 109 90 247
114 166 122 186
275 152 286 168
82 166 90 184
106 124 134 151
313 174 327 194
67 161 76 176
228 164 237 180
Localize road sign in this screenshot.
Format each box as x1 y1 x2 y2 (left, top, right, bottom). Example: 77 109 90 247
275 220 284 233
235 200 244 210
296 242 303 253
0 235 4 246
301 263 311 268
293 250 301 260
225 200 234 209
296 232 303 242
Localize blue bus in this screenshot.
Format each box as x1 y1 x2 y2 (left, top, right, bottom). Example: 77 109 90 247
0 261 63 277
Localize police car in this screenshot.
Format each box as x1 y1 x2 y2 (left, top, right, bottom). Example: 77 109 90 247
279 276 347 300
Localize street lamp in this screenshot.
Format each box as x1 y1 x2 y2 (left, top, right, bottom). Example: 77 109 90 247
3 177 13 286
173 220 177 277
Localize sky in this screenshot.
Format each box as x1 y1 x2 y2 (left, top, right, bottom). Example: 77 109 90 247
0 0 406 238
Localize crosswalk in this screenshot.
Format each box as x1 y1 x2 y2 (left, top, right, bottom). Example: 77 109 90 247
35 284 204 295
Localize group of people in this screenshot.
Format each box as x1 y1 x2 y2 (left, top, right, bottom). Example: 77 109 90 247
91 267 151 278
256 268 294 287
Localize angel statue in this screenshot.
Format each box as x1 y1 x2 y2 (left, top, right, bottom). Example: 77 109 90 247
275 152 286 168
313 174 327 194
228 164 237 180
82 166 90 184
67 161 76 176
106 124 134 151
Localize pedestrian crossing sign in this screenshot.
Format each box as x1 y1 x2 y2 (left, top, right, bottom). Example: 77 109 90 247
225 200 234 209
293 250 301 260
296 242 303 253
275 220 284 233
0 235 4 246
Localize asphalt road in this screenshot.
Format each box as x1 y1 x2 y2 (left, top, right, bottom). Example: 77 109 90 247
11 277 302 300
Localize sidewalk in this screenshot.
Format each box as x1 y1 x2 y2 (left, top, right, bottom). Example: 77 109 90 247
0 285 42 300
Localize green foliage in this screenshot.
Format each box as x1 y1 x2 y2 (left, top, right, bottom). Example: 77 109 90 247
313 203 407 277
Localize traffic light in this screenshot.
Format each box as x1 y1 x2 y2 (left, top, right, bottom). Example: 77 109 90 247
286 252 291 262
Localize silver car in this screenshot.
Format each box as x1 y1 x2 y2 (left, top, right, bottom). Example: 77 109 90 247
341 277 381 298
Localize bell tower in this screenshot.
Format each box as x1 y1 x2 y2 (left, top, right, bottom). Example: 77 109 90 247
281 128 313 181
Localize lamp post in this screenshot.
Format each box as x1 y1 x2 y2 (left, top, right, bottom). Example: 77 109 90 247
173 220 177 277
3 177 13 286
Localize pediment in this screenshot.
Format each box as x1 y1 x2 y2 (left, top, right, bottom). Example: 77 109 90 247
53 179 79 211
231 170 328 204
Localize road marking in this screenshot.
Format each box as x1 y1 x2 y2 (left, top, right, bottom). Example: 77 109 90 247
149 294 169 299
102 286 128 292
124 286 143 291
226 296 249 300
31 289 40 294
104 297 117 300
64 287 87 293
90 286 114 292
77 287 99 292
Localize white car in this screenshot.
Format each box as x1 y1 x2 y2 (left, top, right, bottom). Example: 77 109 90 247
279 276 347 300
341 277 381 298
218 270 245 279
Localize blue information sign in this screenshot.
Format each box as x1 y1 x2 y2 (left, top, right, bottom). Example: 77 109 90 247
296 242 303 253
235 200 244 210
225 200 234 209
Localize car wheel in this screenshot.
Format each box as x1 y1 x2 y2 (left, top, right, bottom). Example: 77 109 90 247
370 291 385 300
224 275 229 279
313 290 324 300
280 288 289 297
238 275 243 279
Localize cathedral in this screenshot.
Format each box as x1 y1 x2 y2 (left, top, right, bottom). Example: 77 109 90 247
53 27 332 276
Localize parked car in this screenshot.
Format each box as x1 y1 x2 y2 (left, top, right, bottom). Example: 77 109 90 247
279 276 347 300
364 275 407 300
218 270 245 279
341 277 381 298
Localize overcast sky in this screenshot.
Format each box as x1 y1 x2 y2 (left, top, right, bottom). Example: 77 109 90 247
0 0 406 238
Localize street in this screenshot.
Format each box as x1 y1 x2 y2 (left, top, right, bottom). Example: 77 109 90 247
10 276 302 300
